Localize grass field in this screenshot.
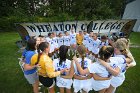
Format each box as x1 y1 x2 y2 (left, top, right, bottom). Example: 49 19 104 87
0 31 140 93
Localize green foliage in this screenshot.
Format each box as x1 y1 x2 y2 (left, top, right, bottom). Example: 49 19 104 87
0 0 126 31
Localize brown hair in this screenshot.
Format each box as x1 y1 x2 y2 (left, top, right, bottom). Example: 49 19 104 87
77 45 86 69
99 46 114 61
35 42 49 65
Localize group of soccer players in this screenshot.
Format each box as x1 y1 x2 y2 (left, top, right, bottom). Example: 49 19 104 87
20 30 136 93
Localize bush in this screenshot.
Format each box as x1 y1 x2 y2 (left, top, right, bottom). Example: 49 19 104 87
0 13 77 31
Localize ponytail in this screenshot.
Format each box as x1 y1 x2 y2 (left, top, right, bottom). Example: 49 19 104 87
35 42 49 65
59 59 64 66
35 45 42 65
81 54 85 69
59 45 68 66
77 45 86 69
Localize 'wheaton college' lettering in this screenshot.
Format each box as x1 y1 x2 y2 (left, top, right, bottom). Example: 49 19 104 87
17 20 135 36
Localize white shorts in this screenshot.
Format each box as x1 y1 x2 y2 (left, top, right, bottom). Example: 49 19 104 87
92 48 99 54
92 78 110 91
111 76 125 88
73 79 92 93
88 46 92 52
56 77 73 89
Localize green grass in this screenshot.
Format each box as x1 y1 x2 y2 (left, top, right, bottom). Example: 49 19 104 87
129 32 140 45
0 32 140 93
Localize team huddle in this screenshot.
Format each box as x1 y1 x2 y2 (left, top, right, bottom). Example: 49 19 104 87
20 30 136 93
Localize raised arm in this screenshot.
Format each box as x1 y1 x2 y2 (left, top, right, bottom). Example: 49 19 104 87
73 56 90 75
126 51 136 68
98 59 120 76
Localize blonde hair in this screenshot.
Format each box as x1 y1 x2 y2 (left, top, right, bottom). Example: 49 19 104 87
114 40 131 59
117 38 130 50
114 40 126 50
116 38 133 61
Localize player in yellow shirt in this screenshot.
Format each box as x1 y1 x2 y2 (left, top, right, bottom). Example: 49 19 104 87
31 42 66 93
76 31 83 45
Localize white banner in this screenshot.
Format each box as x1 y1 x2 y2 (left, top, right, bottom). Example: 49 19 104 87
92 20 131 34
19 21 89 36
16 20 136 40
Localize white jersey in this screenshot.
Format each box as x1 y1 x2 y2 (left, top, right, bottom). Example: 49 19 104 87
53 59 72 89
92 39 101 54
83 34 89 47
63 35 70 46
73 57 92 93
46 37 54 53
99 40 109 49
87 37 93 51
110 55 126 87
45 37 52 44
88 59 118 91
52 37 58 49
57 37 64 48
70 33 76 45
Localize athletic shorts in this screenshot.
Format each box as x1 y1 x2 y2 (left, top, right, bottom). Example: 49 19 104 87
39 75 55 88
56 77 73 89
92 79 110 91
111 76 125 88
24 72 39 84
73 79 92 93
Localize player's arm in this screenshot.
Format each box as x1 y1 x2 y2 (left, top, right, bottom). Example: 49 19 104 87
73 74 85 80
45 61 64 78
126 51 136 68
125 57 132 64
98 59 120 76
61 62 74 79
73 57 90 75
92 73 111 80
24 54 37 70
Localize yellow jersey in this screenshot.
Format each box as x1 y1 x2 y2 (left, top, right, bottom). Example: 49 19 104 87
31 54 60 78
76 34 83 45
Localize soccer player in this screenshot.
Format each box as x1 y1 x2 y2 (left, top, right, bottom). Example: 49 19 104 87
57 32 64 48
73 45 93 93
53 45 73 93
31 42 67 93
63 31 70 48
73 46 119 93
23 38 39 93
